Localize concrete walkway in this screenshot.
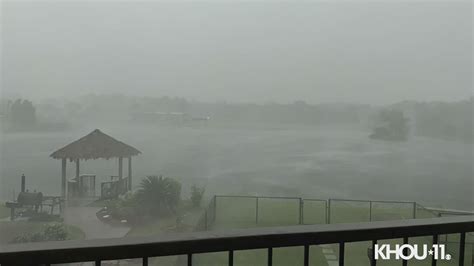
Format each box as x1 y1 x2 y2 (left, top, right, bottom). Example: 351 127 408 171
320 244 339 266
64 206 130 240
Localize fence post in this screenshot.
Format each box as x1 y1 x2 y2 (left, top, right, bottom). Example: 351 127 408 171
213 195 217 224
255 197 259 225
413 202 417 219
299 198 303 225
369 201 372 222
325 200 329 224
328 199 331 224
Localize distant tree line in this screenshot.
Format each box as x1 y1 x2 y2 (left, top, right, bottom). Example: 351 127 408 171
3 99 37 131
390 98 473 142
413 99 473 142
72 94 369 126
4 94 470 142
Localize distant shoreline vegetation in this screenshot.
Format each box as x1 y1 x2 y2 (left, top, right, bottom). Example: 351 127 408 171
1 95 471 142
369 109 409 142
0 99 70 133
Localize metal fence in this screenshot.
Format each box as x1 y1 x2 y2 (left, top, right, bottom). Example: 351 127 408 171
194 196 474 240
328 199 417 224
192 195 435 232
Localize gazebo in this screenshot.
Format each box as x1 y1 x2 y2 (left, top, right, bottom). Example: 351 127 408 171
50 129 141 198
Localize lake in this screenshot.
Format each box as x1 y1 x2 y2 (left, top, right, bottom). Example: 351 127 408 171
1 124 472 210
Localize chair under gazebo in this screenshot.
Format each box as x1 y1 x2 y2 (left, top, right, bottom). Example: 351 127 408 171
50 129 141 199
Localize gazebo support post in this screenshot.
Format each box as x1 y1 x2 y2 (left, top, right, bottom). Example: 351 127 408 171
75 159 80 196
118 157 123 179
128 157 132 191
118 157 123 194
61 159 67 199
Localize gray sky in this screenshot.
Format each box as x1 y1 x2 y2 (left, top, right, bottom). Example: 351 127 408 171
1 0 472 104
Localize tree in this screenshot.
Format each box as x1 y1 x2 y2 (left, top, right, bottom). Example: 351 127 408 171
136 176 181 216
369 109 409 141
8 99 37 130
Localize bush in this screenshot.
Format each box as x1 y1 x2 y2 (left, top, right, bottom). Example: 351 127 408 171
102 193 141 223
101 176 183 221
190 185 205 208
43 223 68 241
136 176 182 216
11 223 68 243
11 232 44 243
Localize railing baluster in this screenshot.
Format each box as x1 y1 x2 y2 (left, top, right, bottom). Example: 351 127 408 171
143 256 148 266
339 242 345 266
95 260 101 266
459 232 466 266
371 240 377 266
188 253 193 266
229 250 234 266
268 247 273 266
402 237 408 266
432 235 438 266
304 244 309 266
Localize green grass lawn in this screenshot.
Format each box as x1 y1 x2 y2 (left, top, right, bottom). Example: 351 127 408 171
65 223 86 240
125 207 204 266
193 246 328 266
126 216 178 237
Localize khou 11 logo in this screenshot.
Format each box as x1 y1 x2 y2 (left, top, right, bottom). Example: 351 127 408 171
374 244 452 261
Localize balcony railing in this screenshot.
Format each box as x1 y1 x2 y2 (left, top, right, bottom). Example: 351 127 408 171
0 216 473 266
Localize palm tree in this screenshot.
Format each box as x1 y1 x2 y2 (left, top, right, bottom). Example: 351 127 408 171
137 176 181 216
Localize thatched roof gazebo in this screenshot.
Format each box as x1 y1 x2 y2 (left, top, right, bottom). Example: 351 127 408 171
51 129 141 198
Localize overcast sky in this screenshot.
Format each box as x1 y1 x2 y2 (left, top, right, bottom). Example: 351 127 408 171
1 0 472 104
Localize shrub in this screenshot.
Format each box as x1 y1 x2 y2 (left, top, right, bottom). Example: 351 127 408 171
10 223 68 243
101 193 142 223
136 176 182 216
43 223 68 241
